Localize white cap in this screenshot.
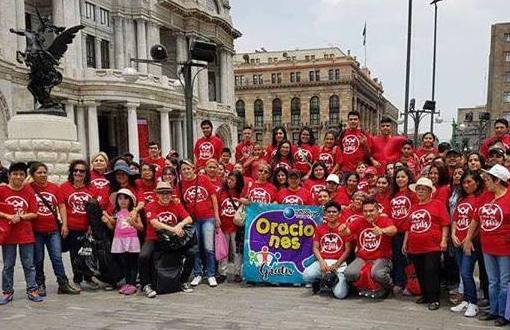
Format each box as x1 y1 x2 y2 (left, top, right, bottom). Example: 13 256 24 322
325 174 340 185
409 177 436 194
482 164 510 183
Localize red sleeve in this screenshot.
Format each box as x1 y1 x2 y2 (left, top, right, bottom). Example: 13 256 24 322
313 226 322 242
436 201 450 226
348 217 362 235
26 188 38 214
202 176 217 197
56 183 66 204
176 203 191 222
235 144 242 162
334 147 343 168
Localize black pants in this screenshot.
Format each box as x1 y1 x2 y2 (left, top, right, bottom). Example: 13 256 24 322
138 240 195 287
116 252 139 285
410 252 441 303
63 230 91 284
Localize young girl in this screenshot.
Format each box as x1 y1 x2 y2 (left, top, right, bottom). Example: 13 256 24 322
105 189 143 295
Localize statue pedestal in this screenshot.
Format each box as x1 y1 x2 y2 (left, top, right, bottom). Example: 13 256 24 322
4 114 83 183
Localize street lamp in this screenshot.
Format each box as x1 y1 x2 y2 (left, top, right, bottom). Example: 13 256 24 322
429 0 443 133
403 0 413 135
400 98 443 146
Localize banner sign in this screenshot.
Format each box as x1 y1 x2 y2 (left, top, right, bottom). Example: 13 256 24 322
242 203 323 284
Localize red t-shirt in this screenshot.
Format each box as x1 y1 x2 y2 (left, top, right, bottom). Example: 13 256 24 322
340 206 363 225
303 178 326 202
415 147 438 166
248 158 264 180
453 194 481 242
374 192 391 216
314 222 350 260
401 154 421 178
57 182 99 231
222 163 235 176
277 187 314 205
271 157 293 172
371 135 406 168
193 135 224 169
333 187 354 206
340 129 371 172
293 144 319 175
145 200 190 241
318 146 339 173
135 179 157 204
432 185 451 207
235 141 254 162
218 189 241 233
0 185 37 244
31 182 60 233
142 156 166 177
389 190 416 231
349 215 394 260
176 175 217 220
405 199 450 254
90 170 110 193
245 181 277 204
206 176 222 193
476 190 510 256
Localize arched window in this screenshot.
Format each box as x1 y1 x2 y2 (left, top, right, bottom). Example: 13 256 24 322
236 100 246 120
236 100 246 142
329 95 340 125
310 96 320 126
291 97 301 126
272 98 282 127
254 99 264 128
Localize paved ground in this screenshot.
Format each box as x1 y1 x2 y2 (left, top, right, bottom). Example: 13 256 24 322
0 256 500 329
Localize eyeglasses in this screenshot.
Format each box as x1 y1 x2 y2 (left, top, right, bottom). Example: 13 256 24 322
258 169 270 174
325 210 339 214
73 169 86 174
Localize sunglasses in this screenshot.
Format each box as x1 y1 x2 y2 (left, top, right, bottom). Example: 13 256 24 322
258 169 270 173
157 190 172 195
73 169 86 174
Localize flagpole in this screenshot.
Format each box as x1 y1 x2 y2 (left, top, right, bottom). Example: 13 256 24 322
362 22 367 67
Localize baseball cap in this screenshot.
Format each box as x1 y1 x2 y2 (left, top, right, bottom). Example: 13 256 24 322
326 174 340 185
488 148 505 158
482 164 510 182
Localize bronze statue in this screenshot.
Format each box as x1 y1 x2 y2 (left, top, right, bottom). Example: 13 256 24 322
9 8 84 112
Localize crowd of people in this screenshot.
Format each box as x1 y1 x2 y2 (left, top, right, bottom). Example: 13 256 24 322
1 114 510 326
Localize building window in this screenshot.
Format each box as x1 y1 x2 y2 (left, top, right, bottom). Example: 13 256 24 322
272 98 282 127
505 33 510 42
268 58 273 63
85 2 96 20
277 73 282 83
309 71 314 82
291 56 296 61
311 55 315 61
256 133 263 143
255 58 260 64
235 76 239 86
315 70 320 81
86 34 96 68
271 73 276 84
305 55 310 61
329 95 340 125
291 97 301 126
504 92 510 103
328 69 334 81
290 72 295 83
310 96 320 126
506 52 510 62
335 69 340 80
273 57 278 63
258 74 263 84
208 70 217 101
100 39 110 68
254 100 264 128
250 59 255 64
506 72 510 83
236 100 246 142
99 8 110 26
25 13 32 31
296 72 300 82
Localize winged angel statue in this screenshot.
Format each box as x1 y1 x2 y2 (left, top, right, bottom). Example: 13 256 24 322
9 9 83 111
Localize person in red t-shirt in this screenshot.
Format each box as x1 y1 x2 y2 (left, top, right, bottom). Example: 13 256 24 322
294 127 320 178
142 142 166 177
135 163 157 205
415 132 438 166
340 191 366 226
303 162 327 203
0 162 41 304
90 152 110 194
178 160 220 288
371 117 406 174
277 170 314 205
193 120 224 170
465 165 510 323
320 130 340 174
374 175 391 215
403 177 449 311
341 198 397 298
428 163 451 207
204 159 222 193
241 162 278 204
264 126 288 160
334 172 359 208
219 148 235 177
139 181 194 297
269 140 294 172
303 201 352 298
400 140 421 179
339 111 374 174
29 162 79 296
244 143 264 180
235 126 255 163
480 119 510 159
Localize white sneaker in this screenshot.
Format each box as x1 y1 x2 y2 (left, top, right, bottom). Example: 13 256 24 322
208 277 218 287
450 301 469 313
190 276 202 287
464 303 479 317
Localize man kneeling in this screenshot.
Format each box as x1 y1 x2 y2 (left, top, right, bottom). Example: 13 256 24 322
303 201 352 299
340 198 397 298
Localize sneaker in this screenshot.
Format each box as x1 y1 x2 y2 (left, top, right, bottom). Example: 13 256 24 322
450 301 469 313
181 283 193 293
495 318 510 327
58 282 81 295
83 280 99 290
38 284 47 297
208 277 218 287
479 299 490 311
464 303 478 317
123 285 137 295
478 312 498 321
118 284 128 294
0 292 13 305
27 290 44 302
190 276 202 287
142 284 156 298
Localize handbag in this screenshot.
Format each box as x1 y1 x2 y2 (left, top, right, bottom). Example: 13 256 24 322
233 204 246 227
156 224 196 252
215 228 228 261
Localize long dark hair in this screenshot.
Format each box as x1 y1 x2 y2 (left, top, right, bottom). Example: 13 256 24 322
140 163 156 184
109 170 137 194
223 170 244 195
429 163 450 187
466 152 486 171
309 161 328 180
68 160 91 185
271 166 289 189
297 127 316 146
459 170 484 198
271 126 288 147
113 192 135 214
271 140 294 169
390 166 415 197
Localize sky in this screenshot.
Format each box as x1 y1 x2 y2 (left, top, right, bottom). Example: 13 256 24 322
230 0 510 141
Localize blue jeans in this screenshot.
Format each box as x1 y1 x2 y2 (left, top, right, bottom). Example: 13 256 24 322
391 232 408 287
193 218 216 278
34 231 68 286
2 244 37 293
483 253 510 318
303 260 348 299
454 247 477 304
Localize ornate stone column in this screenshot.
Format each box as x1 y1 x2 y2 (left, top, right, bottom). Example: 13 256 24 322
136 19 147 73
85 101 100 156
126 102 140 160
159 108 171 157
64 99 76 124
76 105 87 155
114 16 125 69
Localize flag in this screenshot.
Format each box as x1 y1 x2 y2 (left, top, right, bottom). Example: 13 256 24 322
362 22 366 46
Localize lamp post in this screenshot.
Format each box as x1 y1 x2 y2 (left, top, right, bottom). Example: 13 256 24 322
400 98 443 147
429 0 443 133
403 0 413 135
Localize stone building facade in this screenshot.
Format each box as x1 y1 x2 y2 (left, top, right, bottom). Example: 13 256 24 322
487 22 510 130
0 0 240 162
233 47 398 145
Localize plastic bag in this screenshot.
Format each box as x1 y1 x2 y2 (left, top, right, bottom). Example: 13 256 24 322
233 204 246 227
405 263 421 296
215 228 228 261
353 262 382 292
